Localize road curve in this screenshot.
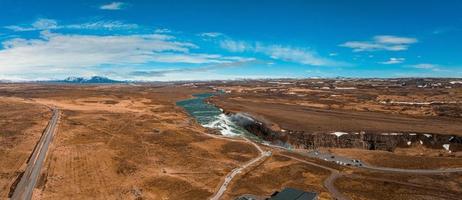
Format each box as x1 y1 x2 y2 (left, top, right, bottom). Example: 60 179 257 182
210 137 271 200
10 108 60 200
282 155 350 200
323 172 349 200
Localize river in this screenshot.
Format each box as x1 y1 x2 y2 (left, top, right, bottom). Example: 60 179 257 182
177 93 460 152
176 93 261 140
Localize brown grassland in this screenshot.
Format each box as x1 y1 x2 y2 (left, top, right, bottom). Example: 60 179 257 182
1 82 462 200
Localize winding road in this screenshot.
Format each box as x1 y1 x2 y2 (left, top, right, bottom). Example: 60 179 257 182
10 108 60 200
210 137 271 200
210 139 462 200
180 92 462 200
282 155 350 200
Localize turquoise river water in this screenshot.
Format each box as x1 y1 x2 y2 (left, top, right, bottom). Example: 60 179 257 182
176 93 260 139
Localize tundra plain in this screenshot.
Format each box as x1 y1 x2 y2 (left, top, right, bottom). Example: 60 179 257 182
1 79 461 200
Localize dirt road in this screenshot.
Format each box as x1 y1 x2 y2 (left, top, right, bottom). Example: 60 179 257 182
10 108 60 200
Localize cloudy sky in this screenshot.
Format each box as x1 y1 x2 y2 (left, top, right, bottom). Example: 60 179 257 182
0 0 461 81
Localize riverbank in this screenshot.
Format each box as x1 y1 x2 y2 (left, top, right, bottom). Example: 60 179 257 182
198 92 462 171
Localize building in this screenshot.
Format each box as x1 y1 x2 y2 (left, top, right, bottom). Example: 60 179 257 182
269 188 318 200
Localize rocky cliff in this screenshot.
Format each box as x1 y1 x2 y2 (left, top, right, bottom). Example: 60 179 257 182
227 111 462 152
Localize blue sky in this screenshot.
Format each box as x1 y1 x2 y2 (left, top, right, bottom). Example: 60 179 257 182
0 0 461 81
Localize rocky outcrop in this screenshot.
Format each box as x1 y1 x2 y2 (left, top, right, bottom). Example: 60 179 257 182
227 111 462 152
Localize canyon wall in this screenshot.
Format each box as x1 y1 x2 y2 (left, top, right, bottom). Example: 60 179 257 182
228 112 462 152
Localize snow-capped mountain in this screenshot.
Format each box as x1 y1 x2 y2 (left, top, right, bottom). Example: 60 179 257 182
58 76 124 84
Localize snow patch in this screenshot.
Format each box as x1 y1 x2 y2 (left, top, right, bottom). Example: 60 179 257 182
443 144 450 151
381 132 402 136
335 87 356 90
331 132 348 137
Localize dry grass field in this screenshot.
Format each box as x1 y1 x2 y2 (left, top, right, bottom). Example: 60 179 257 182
1 82 461 200
335 171 462 200
328 148 462 169
0 97 50 198
210 94 462 135
0 84 263 199
222 152 332 200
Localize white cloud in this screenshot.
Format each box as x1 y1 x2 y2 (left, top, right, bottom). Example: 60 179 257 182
410 63 439 69
154 28 171 33
380 57 405 64
219 40 251 52
432 27 457 35
199 32 223 38
146 53 253 64
4 26 29 32
220 39 344 66
31 18 58 30
66 21 139 30
341 35 418 52
257 45 339 66
5 18 138 32
329 52 338 56
341 41 384 52
0 31 253 75
407 63 454 73
5 18 58 31
100 2 126 10
373 35 417 44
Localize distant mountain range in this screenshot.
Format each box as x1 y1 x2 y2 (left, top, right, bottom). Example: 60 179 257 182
52 76 125 84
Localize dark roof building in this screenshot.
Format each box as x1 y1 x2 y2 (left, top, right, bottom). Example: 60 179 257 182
269 188 318 200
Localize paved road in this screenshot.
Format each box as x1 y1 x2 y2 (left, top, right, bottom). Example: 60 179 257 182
303 150 462 174
185 109 462 200
10 108 60 200
210 137 271 200
282 153 462 200
282 149 462 200
362 165 462 174
292 150 462 199
282 155 350 200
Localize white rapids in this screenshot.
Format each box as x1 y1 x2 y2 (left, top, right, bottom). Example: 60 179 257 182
203 114 243 136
